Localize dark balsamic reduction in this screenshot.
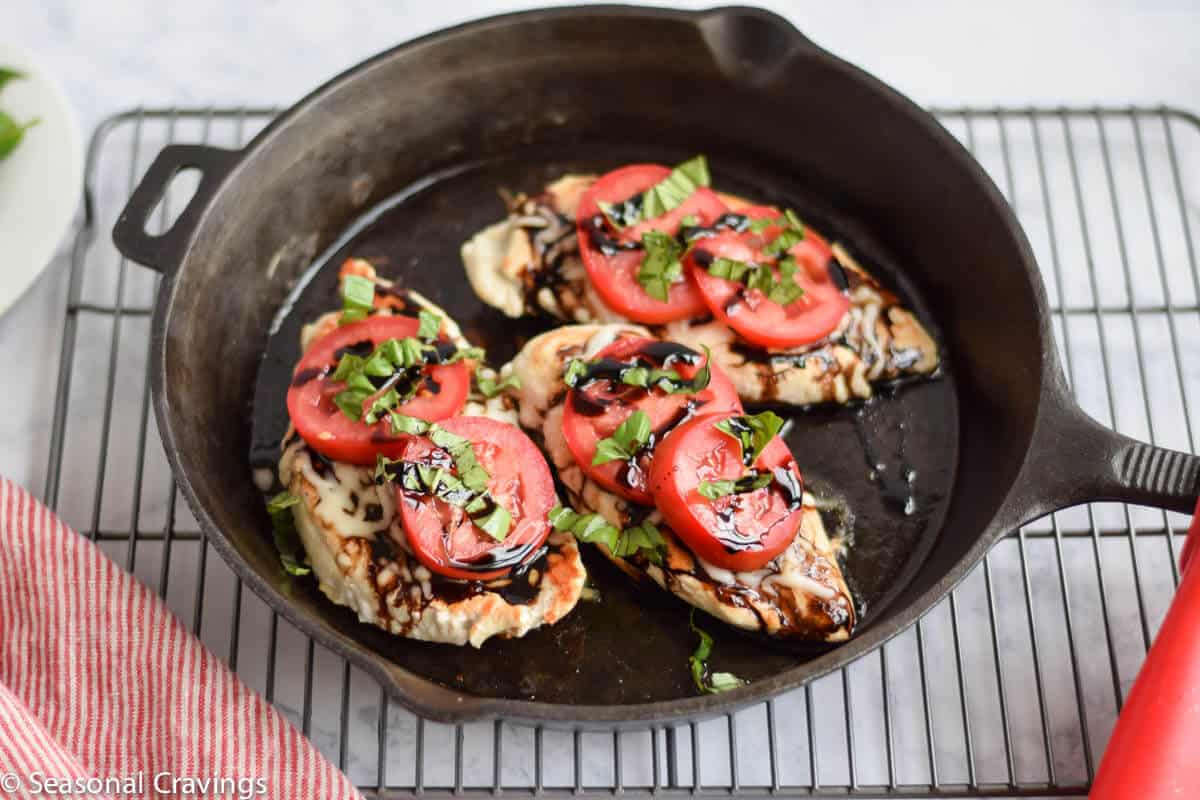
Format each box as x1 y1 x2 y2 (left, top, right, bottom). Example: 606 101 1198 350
333 339 374 361
827 257 851 291
290 366 325 387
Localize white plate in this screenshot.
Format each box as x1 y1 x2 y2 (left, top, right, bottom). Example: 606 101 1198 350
0 42 83 319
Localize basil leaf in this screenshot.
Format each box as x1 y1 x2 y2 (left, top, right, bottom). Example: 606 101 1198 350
689 611 744 695
698 471 773 500
637 230 684 302
550 500 665 565
592 410 651 465
398 337 424 367
363 388 400 424
698 479 737 500
362 349 395 377
642 155 710 219
473 504 512 542
345 371 376 395
563 358 589 388
389 412 430 435
267 490 300 514
705 254 804 306
715 411 786 467
430 425 490 493
0 112 37 162
442 345 485 365
747 216 775 233
376 338 405 366
0 68 24 94
267 491 311 577
613 521 665 564
334 389 368 420
476 368 521 398
616 409 652 451
341 274 376 324
592 438 633 466
709 672 744 692
416 310 442 341
689 346 712 394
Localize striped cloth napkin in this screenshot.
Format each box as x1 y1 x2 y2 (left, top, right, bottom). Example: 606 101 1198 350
0 478 364 800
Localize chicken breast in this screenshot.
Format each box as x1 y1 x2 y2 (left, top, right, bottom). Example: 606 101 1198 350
277 264 584 647
461 176 939 407
504 324 855 641
279 435 585 648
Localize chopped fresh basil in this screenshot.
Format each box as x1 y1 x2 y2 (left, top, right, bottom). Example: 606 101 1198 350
642 155 711 219
388 412 429 435
698 471 773 500
637 230 685 302
475 367 521 398
591 409 652 466
430 425 491 493
331 334 479 421
267 490 300 514
549 503 664 564
0 68 23 93
0 70 36 163
416 310 442 340
441 345 485 365
473 504 512 542
334 389 369 420
266 491 311 577
597 195 644 230
0 112 37 162
715 411 786 468
705 252 805 306
376 422 510 541
340 274 376 324
689 611 745 695
563 346 711 396
680 214 700 227
562 357 589 388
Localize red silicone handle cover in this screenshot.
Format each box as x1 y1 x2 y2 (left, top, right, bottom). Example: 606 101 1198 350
1090 497 1200 799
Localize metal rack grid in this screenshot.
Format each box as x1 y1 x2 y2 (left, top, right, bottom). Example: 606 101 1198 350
39 105 1200 798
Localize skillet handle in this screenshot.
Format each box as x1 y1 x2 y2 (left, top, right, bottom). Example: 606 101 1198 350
1006 397 1200 528
112 144 238 275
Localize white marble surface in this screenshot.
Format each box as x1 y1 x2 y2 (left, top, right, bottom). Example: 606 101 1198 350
3 1 1200 796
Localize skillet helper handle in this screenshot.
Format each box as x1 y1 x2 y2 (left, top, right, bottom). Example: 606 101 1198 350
112 144 238 275
1014 400 1200 520
1090 498 1200 799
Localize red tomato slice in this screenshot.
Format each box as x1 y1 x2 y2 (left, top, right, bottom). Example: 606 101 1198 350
561 336 742 506
396 416 556 581
649 411 805 572
576 164 727 324
688 206 851 349
286 316 470 465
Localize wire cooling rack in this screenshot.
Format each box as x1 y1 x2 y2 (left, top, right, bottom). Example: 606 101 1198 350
39 106 1200 798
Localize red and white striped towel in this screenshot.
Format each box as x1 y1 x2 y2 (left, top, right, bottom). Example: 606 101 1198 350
0 477 364 800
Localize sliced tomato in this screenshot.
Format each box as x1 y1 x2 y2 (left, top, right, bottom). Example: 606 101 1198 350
576 164 726 324
286 316 469 465
561 336 742 506
688 206 850 349
649 411 805 572
396 416 556 581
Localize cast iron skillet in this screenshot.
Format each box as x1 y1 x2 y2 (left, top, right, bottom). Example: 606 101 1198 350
111 5 1200 727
